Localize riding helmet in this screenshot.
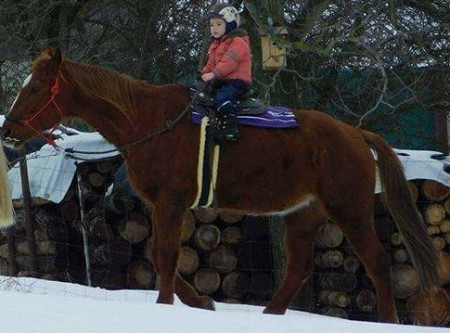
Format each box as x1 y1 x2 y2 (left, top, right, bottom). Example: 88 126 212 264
207 3 241 34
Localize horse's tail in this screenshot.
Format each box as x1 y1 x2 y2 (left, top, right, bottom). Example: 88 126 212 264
360 129 440 289
0 147 14 228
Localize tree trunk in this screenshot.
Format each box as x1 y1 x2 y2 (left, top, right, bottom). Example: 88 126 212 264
193 268 221 295
422 180 450 202
221 226 244 246
393 248 410 263
127 260 156 289
206 245 238 274
390 232 403 246
219 209 244 224
194 224 221 251
315 221 344 248
221 271 249 299
424 203 446 225
355 289 377 312
407 287 450 326
319 290 351 308
88 172 105 188
439 219 450 233
193 207 218 223
438 251 450 284
314 250 344 269
105 190 135 215
117 212 150 244
342 255 361 273
427 225 441 235
432 236 446 251
391 264 420 299
177 246 199 276
96 160 114 174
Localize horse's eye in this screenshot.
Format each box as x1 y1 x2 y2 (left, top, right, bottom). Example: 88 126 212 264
30 86 40 93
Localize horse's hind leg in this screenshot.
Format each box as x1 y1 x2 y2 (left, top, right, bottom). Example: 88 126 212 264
334 214 398 323
175 273 215 310
150 206 214 310
264 205 324 315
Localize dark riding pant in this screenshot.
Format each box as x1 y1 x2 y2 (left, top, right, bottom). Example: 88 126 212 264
215 79 249 112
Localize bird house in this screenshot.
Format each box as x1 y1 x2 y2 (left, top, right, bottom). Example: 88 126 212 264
260 27 288 70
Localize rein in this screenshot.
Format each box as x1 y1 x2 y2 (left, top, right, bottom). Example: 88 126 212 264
65 102 192 157
6 77 63 148
118 102 192 151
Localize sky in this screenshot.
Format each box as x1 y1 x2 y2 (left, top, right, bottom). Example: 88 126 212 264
0 276 447 333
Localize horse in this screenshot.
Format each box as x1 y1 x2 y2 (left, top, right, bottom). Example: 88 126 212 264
0 143 14 229
1 47 440 323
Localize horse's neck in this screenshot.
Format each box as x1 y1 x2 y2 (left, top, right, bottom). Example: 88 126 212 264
66 83 189 149
67 94 140 148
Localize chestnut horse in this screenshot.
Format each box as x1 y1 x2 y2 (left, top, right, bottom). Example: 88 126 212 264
1 48 440 323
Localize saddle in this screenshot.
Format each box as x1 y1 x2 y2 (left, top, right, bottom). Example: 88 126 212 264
190 80 267 115
190 80 299 130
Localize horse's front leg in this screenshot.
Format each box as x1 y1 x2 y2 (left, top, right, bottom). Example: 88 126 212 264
150 204 215 310
151 204 185 305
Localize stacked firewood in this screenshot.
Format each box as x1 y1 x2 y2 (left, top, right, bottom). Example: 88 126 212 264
0 158 125 283
407 180 450 326
160 208 262 303
76 158 152 290
3 158 450 327
312 220 370 320
78 200 268 303
0 205 70 280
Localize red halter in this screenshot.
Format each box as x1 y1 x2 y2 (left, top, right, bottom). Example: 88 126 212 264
11 76 64 148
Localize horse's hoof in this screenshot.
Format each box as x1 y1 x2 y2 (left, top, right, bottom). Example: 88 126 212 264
263 307 286 315
156 295 174 305
202 296 215 311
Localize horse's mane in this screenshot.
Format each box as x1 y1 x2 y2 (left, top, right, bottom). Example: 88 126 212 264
33 53 154 123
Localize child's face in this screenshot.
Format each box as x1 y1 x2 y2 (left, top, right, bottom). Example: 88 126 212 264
210 18 226 39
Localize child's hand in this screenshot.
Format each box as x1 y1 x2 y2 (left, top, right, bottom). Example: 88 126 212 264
201 72 215 82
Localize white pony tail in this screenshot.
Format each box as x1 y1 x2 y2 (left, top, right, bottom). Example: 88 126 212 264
0 146 14 228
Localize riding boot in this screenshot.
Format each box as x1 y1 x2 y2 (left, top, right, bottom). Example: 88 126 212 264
216 104 240 143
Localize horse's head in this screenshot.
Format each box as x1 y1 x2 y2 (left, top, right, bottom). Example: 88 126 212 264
2 47 64 149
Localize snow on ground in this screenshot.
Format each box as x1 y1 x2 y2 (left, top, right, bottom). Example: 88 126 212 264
0 276 447 333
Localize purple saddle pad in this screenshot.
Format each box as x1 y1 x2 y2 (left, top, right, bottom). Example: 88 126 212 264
191 106 298 129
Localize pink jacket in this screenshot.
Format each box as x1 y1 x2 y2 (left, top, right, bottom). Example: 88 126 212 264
202 29 252 85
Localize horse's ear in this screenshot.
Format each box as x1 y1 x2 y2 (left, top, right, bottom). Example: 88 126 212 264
46 47 63 76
